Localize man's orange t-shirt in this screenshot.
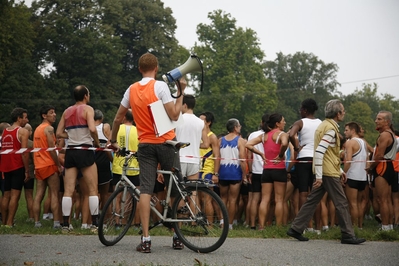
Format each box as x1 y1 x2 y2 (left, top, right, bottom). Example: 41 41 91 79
129 80 175 144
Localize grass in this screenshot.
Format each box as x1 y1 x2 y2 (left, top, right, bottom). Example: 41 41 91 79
1 189 399 243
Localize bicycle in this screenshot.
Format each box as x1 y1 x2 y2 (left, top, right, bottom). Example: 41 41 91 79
98 140 229 253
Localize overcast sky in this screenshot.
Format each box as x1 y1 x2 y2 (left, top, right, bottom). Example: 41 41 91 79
22 0 399 99
163 0 399 99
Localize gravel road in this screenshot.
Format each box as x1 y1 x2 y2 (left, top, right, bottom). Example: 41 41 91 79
1 234 398 266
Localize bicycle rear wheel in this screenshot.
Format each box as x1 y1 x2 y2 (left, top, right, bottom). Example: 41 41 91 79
172 186 229 253
98 186 137 246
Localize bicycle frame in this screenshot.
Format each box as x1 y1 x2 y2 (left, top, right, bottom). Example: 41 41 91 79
114 152 205 227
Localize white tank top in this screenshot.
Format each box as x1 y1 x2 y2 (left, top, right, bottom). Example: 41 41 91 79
175 113 204 164
346 138 367 181
297 118 322 158
96 123 108 148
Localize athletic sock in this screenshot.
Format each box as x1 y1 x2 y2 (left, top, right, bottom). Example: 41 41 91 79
143 236 151 242
62 197 72 226
89 196 99 226
381 224 391 231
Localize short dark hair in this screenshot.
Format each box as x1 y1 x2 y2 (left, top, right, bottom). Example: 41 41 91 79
39 105 55 120
301 98 318 114
344 121 361 134
125 109 134 123
199 111 215 127
73 85 89 101
11 107 27 122
183 95 196 110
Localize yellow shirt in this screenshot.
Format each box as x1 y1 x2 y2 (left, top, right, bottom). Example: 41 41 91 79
112 124 139 176
199 131 215 175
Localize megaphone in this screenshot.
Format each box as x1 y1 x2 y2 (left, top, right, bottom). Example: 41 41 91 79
162 54 203 84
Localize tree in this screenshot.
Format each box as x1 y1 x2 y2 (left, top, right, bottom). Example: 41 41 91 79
343 83 399 144
264 52 340 125
193 10 277 136
29 0 184 124
100 0 183 88
0 0 44 125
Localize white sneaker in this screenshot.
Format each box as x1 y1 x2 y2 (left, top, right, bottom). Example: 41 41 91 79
48 213 54 220
34 222 42 228
90 225 98 233
43 214 49 220
314 229 321 235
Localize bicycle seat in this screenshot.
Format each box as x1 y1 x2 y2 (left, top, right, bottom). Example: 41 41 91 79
165 140 190 150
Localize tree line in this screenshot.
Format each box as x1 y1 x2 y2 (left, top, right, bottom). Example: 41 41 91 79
1 0 398 145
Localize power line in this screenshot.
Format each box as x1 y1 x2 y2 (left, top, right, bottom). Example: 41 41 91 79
340 74 399 85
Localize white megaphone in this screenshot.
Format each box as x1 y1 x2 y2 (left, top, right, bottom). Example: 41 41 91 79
162 54 203 84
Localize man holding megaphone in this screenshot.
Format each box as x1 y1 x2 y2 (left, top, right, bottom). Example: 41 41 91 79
110 53 186 253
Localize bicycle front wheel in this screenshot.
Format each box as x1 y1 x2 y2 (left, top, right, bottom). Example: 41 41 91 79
98 186 137 246
172 186 229 253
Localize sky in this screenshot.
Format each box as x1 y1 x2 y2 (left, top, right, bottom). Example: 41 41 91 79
162 0 399 99
22 0 399 99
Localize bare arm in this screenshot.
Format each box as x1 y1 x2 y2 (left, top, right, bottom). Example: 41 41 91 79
238 138 248 181
110 105 129 151
163 79 186 121
56 112 68 139
210 134 220 183
85 106 99 147
289 120 302 150
19 128 30 181
245 134 266 160
199 122 210 149
343 139 355 173
102 123 113 161
369 131 392 170
45 125 61 168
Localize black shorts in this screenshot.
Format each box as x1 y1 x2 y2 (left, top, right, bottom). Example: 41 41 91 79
346 179 367 191
294 157 314 192
4 167 25 191
59 173 64 193
392 172 399 193
289 171 298 188
111 173 140 187
261 169 287 183
153 179 165 193
95 152 112 185
24 177 34 190
64 145 95 169
372 161 395 186
240 182 249 195
251 173 262 193
219 179 241 186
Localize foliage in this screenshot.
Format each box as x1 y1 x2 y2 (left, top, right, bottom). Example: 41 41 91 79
193 10 277 136
1 2 398 140
0 0 43 124
264 52 341 126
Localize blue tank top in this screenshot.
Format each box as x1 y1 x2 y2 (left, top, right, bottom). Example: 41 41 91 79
219 136 242 181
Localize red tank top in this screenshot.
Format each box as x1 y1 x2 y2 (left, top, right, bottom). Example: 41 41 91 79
263 129 285 169
0 127 24 172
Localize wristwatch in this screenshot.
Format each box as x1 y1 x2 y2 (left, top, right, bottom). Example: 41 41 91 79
110 140 117 144
214 173 219 177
